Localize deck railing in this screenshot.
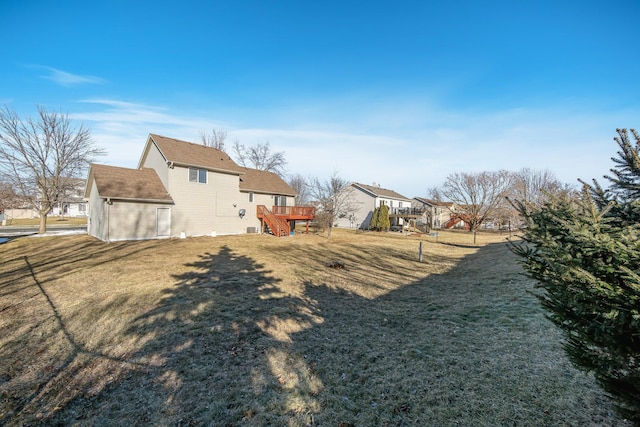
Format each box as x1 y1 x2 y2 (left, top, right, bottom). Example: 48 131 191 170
257 205 290 236
271 206 316 218
390 207 426 215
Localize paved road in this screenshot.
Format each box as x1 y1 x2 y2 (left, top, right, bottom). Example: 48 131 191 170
0 224 86 238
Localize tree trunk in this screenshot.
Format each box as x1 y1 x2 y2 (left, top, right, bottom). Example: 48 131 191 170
38 213 47 234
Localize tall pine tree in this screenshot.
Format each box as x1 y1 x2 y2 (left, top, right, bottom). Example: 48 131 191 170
510 128 640 422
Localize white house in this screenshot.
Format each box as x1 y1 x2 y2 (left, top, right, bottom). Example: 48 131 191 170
50 178 88 217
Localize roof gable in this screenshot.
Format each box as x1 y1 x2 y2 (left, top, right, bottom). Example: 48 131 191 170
88 164 173 202
145 134 245 174
239 168 296 196
353 183 411 201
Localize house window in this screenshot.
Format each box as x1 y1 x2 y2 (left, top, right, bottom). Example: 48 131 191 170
274 196 286 207
189 168 207 183
78 203 86 212
249 192 254 203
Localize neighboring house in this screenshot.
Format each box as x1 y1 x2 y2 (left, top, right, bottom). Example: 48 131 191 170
334 183 413 230
50 178 88 217
2 178 88 220
2 207 39 220
85 134 303 242
412 197 456 229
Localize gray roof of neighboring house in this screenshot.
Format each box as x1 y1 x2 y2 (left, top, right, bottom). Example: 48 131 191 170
87 164 173 203
353 183 412 201
238 167 297 196
148 134 245 174
414 197 455 208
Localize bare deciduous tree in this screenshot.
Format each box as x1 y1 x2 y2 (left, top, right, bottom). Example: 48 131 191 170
200 128 228 152
287 173 310 206
308 172 358 238
233 139 287 177
511 167 567 207
0 106 104 233
440 170 514 232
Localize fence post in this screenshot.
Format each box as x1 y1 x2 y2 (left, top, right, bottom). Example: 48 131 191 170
418 241 423 262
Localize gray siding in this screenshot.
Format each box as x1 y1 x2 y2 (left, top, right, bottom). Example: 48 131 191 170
87 180 108 241
168 166 247 236
106 201 171 241
334 188 373 229
141 142 169 189
333 186 412 229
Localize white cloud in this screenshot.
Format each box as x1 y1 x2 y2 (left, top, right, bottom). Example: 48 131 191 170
69 96 636 198
72 99 225 167
38 66 105 86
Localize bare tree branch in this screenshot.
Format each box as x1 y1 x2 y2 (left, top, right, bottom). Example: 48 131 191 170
287 173 310 206
511 167 566 207
440 170 514 232
0 105 104 233
307 172 358 238
200 128 228 152
232 140 287 177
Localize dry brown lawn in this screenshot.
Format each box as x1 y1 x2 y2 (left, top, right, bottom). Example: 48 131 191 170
0 229 630 426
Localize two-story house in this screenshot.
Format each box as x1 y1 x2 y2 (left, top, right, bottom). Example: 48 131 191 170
85 134 300 241
50 178 89 217
333 182 413 230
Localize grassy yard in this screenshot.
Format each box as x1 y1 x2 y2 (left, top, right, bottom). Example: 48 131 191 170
0 229 629 426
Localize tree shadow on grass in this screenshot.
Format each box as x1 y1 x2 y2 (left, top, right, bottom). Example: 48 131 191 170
45 245 325 426
0 236 192 426
4 240 630 426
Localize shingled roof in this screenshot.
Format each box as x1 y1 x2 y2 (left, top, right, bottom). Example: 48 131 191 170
353 183 411 201
414 197 455 208
87 164 173 202
239 168 296 196
148 134 245 174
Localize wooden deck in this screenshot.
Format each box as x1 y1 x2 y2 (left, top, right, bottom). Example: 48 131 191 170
271 206 316 220
257 205 316 236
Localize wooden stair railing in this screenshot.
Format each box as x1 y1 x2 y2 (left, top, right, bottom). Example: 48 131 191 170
444 214 471 230
257 205 290 237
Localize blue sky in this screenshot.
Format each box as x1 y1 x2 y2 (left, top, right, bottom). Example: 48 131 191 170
1 1 639 197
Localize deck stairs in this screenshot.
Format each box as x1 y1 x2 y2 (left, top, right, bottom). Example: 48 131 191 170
257 205 290 237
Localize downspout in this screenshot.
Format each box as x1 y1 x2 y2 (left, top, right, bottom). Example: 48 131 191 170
106 197 111 243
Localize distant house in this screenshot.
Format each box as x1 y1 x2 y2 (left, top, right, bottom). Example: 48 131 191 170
412 197 456 229
334 183 413 230
85 134 310 242
3 178 88 221
50 178 88 217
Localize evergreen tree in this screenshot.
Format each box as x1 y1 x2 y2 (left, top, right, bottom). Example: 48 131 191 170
510 128 640 422
369 205 390 231
369 206 381 230
379 204 390 231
